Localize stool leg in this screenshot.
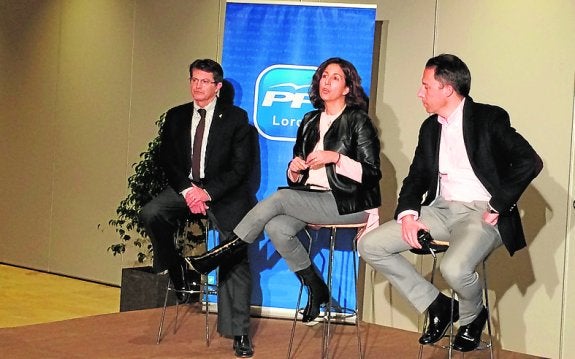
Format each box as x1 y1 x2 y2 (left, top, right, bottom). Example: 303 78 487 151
156 281 171 344
204 279 210 346
174 295 180 334
287 229 315 359
287 278 305 359
483 260 494 359
322 227 336 359
448 290 455 359
352 238 364 359
417 255 438 359
204 219 213 347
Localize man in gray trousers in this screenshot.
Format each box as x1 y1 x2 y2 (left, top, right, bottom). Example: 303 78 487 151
358 54 542 352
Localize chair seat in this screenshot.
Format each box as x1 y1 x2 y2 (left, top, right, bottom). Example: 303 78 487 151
410 242 449 255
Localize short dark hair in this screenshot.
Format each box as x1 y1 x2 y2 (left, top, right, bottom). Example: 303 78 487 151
425 54 471 97
189 59 224 83
309 57 368 111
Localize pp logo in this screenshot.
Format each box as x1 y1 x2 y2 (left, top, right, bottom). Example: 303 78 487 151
254 64 316 141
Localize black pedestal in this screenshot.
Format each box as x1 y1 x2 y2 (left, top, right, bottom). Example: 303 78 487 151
119 266 171 312
120 267 176 312
119 266 200 312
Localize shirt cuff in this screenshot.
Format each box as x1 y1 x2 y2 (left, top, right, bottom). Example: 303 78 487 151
334 154 362 183
397 210 419 224
487 203 498 213
287 168 302 182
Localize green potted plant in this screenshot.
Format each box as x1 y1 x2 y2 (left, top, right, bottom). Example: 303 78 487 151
108 113 204 311
108 114 167 265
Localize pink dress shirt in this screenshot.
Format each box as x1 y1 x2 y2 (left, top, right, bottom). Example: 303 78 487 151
398 98 491 223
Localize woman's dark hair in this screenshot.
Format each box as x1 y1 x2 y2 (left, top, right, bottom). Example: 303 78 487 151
189 59 224 83
309 57 368 111
425 54 471 97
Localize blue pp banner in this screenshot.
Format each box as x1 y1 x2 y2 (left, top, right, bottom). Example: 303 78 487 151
222 1 376 314
255 64 316 141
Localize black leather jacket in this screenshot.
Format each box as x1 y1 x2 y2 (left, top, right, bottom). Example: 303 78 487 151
287 106 382 215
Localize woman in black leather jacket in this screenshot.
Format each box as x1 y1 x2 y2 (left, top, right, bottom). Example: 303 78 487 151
186 57 381 323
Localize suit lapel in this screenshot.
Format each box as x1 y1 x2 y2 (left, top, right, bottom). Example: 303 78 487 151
462 98 478 162
204 99 225 167
183 103 194 171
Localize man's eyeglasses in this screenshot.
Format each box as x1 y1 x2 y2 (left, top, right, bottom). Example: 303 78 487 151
190 77 217 86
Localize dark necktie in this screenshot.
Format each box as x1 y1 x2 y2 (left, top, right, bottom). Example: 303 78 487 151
192 108 207 181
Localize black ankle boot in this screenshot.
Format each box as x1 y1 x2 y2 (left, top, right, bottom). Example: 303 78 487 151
295 266 330 323
185 233 247 275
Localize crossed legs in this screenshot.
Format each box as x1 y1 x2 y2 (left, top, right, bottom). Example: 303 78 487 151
234 189 368 271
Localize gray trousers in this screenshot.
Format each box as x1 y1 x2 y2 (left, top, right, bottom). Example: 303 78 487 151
358 197 502 325
234 188 368 272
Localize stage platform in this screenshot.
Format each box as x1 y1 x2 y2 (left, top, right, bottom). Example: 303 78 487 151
0 304 545 358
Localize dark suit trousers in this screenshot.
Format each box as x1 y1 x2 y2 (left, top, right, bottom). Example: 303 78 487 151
139 187 251 336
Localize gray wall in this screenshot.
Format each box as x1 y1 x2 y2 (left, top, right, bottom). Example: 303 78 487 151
1 1 573 357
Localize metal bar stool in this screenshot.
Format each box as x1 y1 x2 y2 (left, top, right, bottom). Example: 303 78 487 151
156 218 218 346
287 222 367 359
411 238 494 358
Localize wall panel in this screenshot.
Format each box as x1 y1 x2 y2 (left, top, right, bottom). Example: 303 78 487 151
0 0 61 270
49 0 136 282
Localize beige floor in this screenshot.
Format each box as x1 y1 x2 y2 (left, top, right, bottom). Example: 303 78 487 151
0 263 120 328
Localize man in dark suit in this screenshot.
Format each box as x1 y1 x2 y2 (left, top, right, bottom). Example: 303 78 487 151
358 54 542 352
140 59 256 357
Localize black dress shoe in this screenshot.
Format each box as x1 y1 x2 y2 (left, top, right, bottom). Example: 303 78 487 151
452 306 488 352
233 335 254 358
168 262 191 304
419 292 459 345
